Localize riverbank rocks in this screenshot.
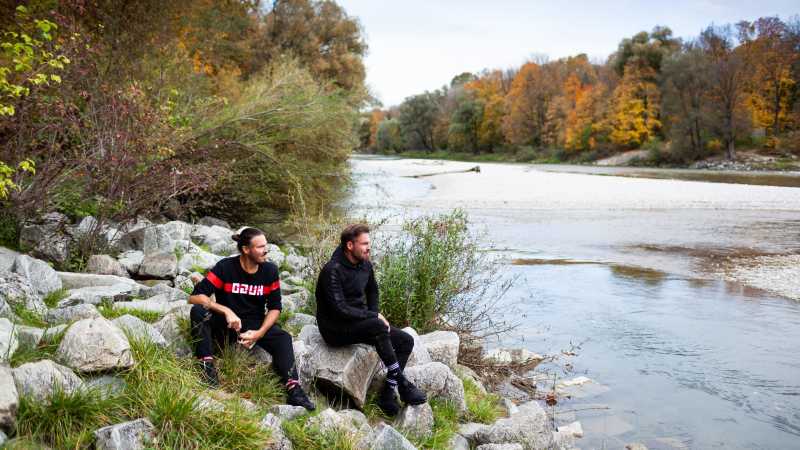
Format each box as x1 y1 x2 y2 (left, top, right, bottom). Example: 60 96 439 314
285 313 316 330
475 444 523 450
394 403 434 439
117 251 144 275
117 225 173 255
473 400 554 449
308 408 372 442
260 413 293 450
59 283 135 307
404 362 467 413
419 331 459 368
12 359 82 401
297 325 380 408
46 303 101 324
0 271 46 315
87 255 130 278
365 423 417 450
94 418 155 450
139 251 177 279
267 245 285 268
112 315 167 346
0 365 17 430
11 254 61 295
57 317 134 372
0 319 18 363
484 348 544 367
153 312 191 357
0 247 20 272
19 213 71 264
58 272 141 291
402 327 432 367
283 290 310 310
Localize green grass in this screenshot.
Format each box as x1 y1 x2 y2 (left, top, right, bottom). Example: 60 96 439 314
42 288 69 308
97 300 163 323
9 302 47 328
463 377 503 424
215 345 285 409
415 399 460 450
282 414 357 450
10 326 67 367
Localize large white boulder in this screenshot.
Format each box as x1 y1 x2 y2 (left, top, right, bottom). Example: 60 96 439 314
58 283 135 307
363 422 417 450
419 330 459 368
473 400 555 449
117 250 144 276
0 270 46 315
153 312 191 357
46 303 101 324
117 225 174 255
138 251 177 279
394 403 434 440
94 418 155 450
57 317 134 372
112 314 167 346
0 247 20 272
58 272 141 291
86 255 130 278
402 327 432 367
0 318 19 363
0 365 18 431
403 362 466 413
13 359 83 401
11 254 62 295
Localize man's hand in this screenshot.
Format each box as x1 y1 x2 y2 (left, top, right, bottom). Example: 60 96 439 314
238 329 262 349
225 310 242 332
378 313 390 332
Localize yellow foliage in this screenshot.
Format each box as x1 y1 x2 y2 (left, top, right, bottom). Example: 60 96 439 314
609 65 661 148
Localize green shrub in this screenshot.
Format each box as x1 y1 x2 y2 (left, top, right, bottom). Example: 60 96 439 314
463 377 503 424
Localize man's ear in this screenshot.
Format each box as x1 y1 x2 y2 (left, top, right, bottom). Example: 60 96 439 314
346 241 354 252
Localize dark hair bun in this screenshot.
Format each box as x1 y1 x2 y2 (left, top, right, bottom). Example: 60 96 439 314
231 234 241 242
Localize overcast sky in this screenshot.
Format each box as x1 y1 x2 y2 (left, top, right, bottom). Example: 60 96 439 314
337 0 798 107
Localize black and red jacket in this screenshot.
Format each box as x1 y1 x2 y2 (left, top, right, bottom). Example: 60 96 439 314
192 256 282 322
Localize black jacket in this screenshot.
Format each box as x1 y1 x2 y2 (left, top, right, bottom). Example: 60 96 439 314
315 245 379 329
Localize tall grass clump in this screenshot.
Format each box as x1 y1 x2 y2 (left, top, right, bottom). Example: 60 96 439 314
376 209 516 337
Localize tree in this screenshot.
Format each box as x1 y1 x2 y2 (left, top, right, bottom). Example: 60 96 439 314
503 62 558 146
465 71 506 151
608 64 662 148
376 118 404 153
398 92 440 151
447 92 483 153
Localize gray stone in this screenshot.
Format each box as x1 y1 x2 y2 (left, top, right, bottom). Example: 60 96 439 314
0 297 11 321
42 324 67 340
15 325 43 348
484 348 544 367
449 434 470 450
365 423 416 450
190 225 232 248
404 362 466 413
250 345 274 368
394 402 434 439
13 359 83 401
282 298 296 314
0 318 19 363
625 443 649 450
269 404 308 421
0 270 46 315
419 330 459 368
113 314 167 346
86 375 127 399
307 408 371 440
153 312 191 357
0 365 18 431
285 254 309 275
402 327 432 367
455 364 487 394
86 255 130 278
161 221 193 241
94 418 155 450
138 283 189 302
19 213 71 264
210 240 237 256
283 289 310 311
57 317 134 372
475 444 523 450
114 295 185 315
117 250 144 275
58 271 142 291
0 247 20 272
177 244 221 273
459 422 490 444
0 429 6 445
285 313 316 329
58 283 135 307
138 251 177 279
118 226 173 255
11 254 61 295
267 245 285 268
260 412 293 450
198 216 230 229
474 400 555 449
502 398 519 415
46 303 101 324
296 325 381 408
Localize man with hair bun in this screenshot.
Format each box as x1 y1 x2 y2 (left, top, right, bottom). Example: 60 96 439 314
188 226 315 410
315 223 427 416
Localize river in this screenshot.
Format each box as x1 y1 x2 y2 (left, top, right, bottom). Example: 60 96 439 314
346 155 800 450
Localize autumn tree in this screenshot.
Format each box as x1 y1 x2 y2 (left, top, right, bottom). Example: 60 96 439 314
447 92 483 153
503 62 558 147
465 70 506 151
398 92 440 151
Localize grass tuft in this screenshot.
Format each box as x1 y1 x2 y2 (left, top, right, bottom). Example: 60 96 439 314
216 345 285 409
282 414 357 450
10 326 67 367
97 299 163 323
42 288 69 308
9 302 47 328
463 377 503 424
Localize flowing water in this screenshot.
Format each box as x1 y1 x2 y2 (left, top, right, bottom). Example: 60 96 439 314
346 156 800 450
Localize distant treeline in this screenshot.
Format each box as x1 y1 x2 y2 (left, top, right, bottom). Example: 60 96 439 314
359 17 800 165
0 0 366 233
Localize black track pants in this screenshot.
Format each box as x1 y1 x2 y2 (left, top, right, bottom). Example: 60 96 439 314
190 305 298 384
319 317 414 371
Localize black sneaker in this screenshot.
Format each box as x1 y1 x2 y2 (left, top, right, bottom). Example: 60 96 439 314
397 376 427 405
286 386 316 411
197 359 219 388
376 382 401 416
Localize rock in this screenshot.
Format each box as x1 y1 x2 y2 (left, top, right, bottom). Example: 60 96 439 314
458 422 490 444
86 255 130 278
475 444 523 450
280 282 302 295
153 312 191 357
394 403 434 439
94 418 155 450
114 294 185 314
0 297 11 321
42 324 67 340
625 443 649 450
484 348 544 367
112 314 167 346
285 313 316 329
455 364 487 394
364 422 416 450
86 375 127 399
177 244 221 273
0 247 20 272
15 325 44 348
283 290 310 310
282 298 296 314
267 245 285 268
46 303 101 324
198 216 230 229
419 331 459 368
557 421 583 438
307 408 371 440
0 365 18 431
249 345 274 368
58 272 141 291
11 254 62 295
19 213 71 264
0 270 46 315
138 251 177 279
269 404 308 421
0 319 19 363
449 434 470 450
296 325 381 408
285 254 309 275
502 398 519 415
210 240 237 256
404 362 466 413
12 359 83 401
138 283 189 302
57 317 134 372
402 327 432 367
161 221 193 241
474 400 554 449
117 250 144 275
260 412 293 450
118 226 173 255
59 283 135 306
191 225 232 248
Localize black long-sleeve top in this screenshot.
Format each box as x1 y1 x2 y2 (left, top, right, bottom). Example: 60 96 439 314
315 245 379 330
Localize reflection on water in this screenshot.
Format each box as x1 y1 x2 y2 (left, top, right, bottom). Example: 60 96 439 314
348 156 800 449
